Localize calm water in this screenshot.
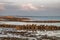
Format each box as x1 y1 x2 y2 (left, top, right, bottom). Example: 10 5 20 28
15 16 60 20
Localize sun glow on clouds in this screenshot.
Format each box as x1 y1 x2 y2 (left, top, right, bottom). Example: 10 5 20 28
20 3 39 10
17 3 46 11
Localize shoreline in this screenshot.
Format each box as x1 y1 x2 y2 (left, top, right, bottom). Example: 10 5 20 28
21 20 60 23
0 16 60 23
0 20 60 23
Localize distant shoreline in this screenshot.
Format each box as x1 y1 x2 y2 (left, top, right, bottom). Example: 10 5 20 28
0 16 60 23
22 20 60 23
0 20 60 23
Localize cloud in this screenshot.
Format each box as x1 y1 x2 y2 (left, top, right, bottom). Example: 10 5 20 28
16 3 47 11
20 3 39 10
0 3 5 11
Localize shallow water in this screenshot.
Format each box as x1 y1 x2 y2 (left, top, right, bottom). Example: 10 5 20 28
16 16 60 20
0 21 60 26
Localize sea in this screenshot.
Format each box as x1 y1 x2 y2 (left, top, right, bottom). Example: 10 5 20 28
15 16 60 21
0 16 60 26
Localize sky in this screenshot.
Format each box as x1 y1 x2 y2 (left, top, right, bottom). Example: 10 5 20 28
0 0 60 16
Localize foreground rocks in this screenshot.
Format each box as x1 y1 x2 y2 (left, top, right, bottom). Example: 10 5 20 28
0 24 60 31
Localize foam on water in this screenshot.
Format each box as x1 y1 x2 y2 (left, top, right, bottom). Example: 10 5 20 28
0 21 60 26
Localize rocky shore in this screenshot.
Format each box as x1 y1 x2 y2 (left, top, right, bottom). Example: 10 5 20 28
0 16 60 40
0 16 30 21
